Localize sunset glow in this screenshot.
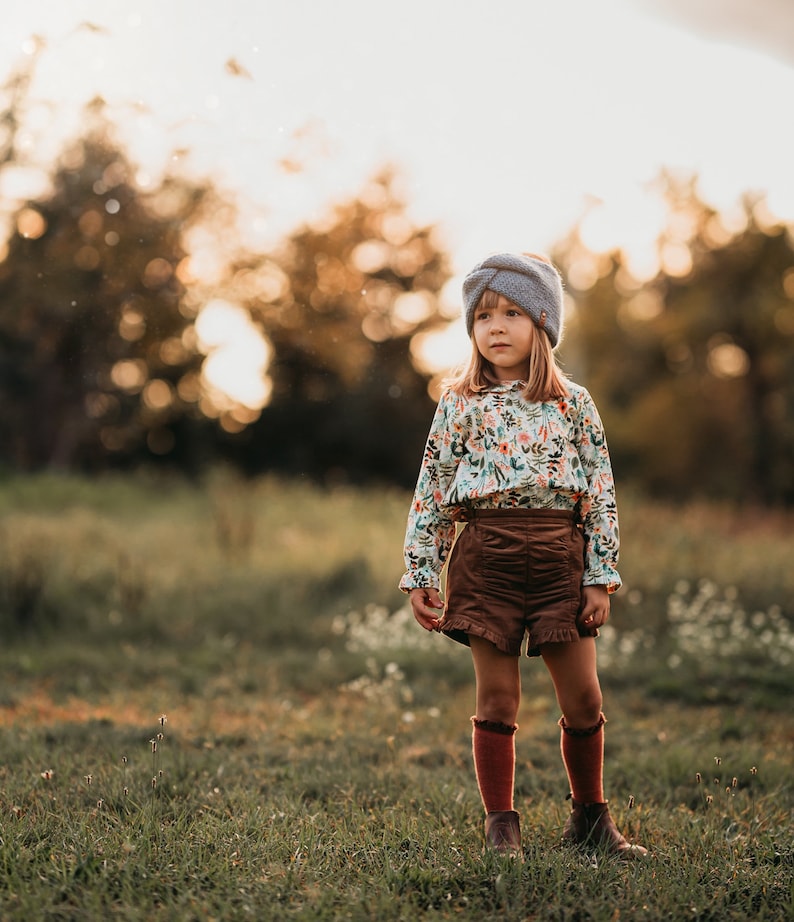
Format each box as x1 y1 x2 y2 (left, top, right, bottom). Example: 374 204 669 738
2 1 793 397
195 299 272 410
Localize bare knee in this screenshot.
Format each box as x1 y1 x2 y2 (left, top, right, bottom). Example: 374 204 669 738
476 687 521 725
560 689 603 729
470 637 521 725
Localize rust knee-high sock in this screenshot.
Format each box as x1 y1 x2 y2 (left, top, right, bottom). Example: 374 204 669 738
471 717 517 813
559 714 606 804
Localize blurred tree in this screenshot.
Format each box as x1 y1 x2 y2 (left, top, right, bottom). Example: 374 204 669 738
1 70 454 484
555 174 794 505
0 110 215 471
0 65 31 170
225 170 453 485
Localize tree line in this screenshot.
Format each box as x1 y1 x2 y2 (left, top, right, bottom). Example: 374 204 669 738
554 174 794 506
0 100 449 486
1 81 793 504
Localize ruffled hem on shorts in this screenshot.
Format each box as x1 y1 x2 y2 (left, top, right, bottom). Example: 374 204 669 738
440 617 598 659
439 616 521 657
525 624 598 657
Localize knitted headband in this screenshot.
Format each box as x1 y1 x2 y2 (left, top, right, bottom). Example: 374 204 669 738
462 253 564 348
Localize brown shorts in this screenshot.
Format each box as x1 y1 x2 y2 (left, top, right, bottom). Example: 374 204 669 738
441 508 597 658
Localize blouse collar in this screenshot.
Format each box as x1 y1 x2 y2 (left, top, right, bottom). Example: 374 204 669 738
490 380 526 392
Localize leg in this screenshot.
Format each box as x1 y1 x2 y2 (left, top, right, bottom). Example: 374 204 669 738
469 636 522 856
540 637 603 729
541 639 647 858
542 638 605 804
470 634 521 725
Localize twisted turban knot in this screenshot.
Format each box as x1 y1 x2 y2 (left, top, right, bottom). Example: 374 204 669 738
462 253 564 347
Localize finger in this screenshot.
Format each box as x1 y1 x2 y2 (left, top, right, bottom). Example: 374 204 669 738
413 606 441 630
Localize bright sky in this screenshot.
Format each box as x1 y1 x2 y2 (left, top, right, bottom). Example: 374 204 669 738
3 0 794 399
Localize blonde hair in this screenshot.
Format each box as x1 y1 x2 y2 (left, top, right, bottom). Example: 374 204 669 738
448 287 569 402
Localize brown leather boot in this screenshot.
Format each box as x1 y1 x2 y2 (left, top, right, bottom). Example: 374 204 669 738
484 810 522 858
562 798 647 858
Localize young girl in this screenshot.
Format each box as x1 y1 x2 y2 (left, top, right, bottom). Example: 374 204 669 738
400 252 647 859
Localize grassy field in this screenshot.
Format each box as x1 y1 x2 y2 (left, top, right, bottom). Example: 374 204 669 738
1 473 793 920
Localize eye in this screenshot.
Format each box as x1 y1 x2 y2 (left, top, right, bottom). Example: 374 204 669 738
476 311 490 321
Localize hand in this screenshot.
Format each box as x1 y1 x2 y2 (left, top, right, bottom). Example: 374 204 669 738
578 585 610 633
408 587 445 632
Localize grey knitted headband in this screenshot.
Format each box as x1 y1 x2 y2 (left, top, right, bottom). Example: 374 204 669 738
462 253 564 348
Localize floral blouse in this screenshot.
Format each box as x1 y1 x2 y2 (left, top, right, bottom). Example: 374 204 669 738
399 379 621 593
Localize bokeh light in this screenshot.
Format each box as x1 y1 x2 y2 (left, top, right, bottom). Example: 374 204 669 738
195 299 272 410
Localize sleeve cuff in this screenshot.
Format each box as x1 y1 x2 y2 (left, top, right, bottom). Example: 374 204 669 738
398 570 439 592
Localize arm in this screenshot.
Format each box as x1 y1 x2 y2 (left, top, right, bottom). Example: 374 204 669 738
573 389 622 593
399 393 460 602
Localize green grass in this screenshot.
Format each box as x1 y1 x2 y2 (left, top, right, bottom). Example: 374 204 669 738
2 697 792 920
0 473 793 920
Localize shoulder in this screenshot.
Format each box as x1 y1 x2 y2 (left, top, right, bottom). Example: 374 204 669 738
563 380 598 412
564 380 590 402
429 388 470 429
556 381 605 430
437 386 480 412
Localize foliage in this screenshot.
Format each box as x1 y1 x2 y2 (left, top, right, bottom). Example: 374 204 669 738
0 110 216 471
4 58 794 503
0 61 450 485
222 169 451 485
555 174 794 504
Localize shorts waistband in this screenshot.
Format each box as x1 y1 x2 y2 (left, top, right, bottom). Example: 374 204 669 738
458 507 577 523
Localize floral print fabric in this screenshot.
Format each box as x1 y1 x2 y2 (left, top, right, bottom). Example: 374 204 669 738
399 379 621 593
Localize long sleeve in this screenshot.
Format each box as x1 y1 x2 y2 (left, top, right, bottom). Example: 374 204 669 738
571 389 622 592
399 395 459 591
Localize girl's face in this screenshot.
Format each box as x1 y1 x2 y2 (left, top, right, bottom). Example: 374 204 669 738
472 294 536 381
